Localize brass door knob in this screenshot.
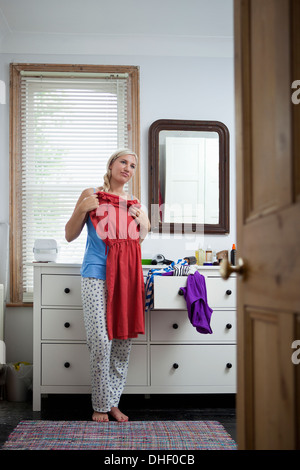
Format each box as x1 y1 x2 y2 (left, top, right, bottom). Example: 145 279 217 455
220 257 247 280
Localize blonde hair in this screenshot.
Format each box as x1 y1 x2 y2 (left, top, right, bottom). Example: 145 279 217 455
101 148 138 192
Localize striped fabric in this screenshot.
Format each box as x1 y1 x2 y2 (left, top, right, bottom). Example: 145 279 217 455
144 259 189 312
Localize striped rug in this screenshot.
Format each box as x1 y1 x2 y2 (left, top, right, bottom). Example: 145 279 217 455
2 420 236 450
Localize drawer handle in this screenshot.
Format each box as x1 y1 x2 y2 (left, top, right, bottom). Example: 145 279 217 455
64 288 70 294
178 289 184 296
173 363 179 369
64 322 70 328
226 323 232 329
64 362 70 368
172 323 179 329
226 363 232 369
226 289 232 295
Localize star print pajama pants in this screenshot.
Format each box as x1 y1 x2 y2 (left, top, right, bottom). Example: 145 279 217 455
81 277 132 413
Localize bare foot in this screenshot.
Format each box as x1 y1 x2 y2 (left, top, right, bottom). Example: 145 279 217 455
109 406 129 422
92 411 109 422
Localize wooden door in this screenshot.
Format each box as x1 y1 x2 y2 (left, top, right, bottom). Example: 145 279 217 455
234 0 300 449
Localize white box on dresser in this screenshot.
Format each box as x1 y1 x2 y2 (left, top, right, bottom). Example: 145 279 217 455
32 263 236 411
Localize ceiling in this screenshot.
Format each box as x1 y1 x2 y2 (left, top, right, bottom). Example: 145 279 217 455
0 0 234 56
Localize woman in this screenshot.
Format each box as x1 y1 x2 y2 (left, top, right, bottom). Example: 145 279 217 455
65 149 150 422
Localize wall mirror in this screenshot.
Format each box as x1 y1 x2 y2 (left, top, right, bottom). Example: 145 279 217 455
148 119 230 234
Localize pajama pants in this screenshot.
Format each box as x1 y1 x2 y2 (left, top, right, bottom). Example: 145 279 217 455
81 277 132 413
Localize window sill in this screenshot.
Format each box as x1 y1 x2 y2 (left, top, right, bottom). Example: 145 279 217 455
6 303 33 308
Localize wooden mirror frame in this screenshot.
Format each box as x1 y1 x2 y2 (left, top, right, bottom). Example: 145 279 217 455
148 119 230 234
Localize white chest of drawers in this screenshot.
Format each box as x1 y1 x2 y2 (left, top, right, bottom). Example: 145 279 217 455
32 263 236 411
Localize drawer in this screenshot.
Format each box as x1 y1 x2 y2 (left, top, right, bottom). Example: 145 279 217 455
42 309 86 341
153 275 236 310
153 276 187 310
126 345 148 386
41 343 147 387
150 310 236 342
206 276 236 308
42 275 82 306
42 344 90 386
150 344 236 386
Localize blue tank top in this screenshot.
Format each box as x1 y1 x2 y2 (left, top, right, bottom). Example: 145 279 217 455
80 215 108 280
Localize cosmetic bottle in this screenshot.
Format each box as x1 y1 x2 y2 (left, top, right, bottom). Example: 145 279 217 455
196 246 205 265
230 244 236 266
205 245 212 263
198 248 205 265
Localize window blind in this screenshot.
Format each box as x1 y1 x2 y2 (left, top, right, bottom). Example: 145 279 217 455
20 74 129 301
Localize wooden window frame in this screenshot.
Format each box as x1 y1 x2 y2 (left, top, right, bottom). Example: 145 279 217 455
9 63 140 306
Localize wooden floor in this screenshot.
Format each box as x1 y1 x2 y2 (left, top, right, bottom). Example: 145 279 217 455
0 393 236 448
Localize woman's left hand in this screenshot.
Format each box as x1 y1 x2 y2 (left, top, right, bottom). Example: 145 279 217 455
129 206 150 241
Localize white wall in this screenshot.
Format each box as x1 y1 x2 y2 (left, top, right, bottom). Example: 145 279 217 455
0 47 235 362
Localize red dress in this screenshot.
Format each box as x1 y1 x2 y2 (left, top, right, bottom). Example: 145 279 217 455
89 191 145 340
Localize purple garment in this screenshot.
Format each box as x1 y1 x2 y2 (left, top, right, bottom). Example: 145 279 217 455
180 271 213 334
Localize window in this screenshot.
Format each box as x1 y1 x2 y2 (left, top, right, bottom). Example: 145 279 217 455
10 64 140 304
